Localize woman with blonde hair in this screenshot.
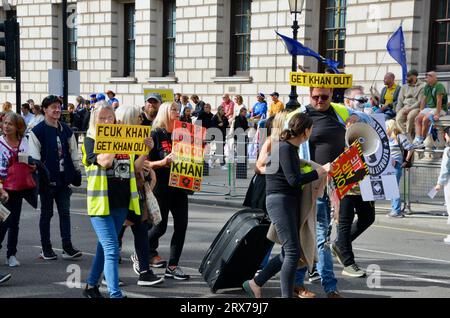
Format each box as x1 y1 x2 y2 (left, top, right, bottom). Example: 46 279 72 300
82 103 147 298
143 102 191 280
386 119 414 218
115 105 164 286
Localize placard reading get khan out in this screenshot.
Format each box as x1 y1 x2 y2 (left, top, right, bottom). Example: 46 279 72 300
94 124 151 155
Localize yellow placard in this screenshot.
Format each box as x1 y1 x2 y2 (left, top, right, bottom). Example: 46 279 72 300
144 88 174 103
94 124 151 155
289 72 353 88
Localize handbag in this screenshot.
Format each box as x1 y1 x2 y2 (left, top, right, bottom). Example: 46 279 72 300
0 140 36 191
144 182 162 226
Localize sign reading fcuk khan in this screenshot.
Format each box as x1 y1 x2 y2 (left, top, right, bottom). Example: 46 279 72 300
94 124 151 155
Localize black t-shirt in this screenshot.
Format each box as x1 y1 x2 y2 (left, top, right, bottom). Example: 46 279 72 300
306 105 346 165
140 112 153 126
149 128 173 194
266 141 319 197
83 137 131 209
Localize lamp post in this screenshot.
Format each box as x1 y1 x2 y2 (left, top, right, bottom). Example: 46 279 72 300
286 0 305 111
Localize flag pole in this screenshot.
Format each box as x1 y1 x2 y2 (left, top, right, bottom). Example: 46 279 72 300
370 51 387 97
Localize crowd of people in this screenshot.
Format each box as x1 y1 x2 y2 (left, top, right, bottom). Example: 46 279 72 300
0 67 449 298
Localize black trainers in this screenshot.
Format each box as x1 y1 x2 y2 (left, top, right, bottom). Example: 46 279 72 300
308 268 321 283
62 245 82 259
165 266 190 280
137 270 164 286
40 248 57 260
0 272 11 285
82 285 104 298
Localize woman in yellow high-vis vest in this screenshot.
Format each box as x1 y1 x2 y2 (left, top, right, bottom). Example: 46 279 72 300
81 102 145 298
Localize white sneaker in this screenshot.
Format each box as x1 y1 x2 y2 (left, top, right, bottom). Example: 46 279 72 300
444 236 450 245
6 256 20 267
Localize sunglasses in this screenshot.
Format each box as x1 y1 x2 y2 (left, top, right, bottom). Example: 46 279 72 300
311 95 330 101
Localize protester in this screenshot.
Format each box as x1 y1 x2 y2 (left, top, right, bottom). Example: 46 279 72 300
435 126 450 245
174 93 182 109
106 90 120 110
82 103 147 298
243 113 329 298
191 95 206 117
28 95 82 260
0 113 36 267
144 102 191 280
249 93 268 127
196 103 214 129
386 120 414 218
25 104 45 137
180 107 193 124
377 72 400 120
113 105 165 287
396 70 425 140
292 85 371 294
141 93 162 126
21 103 35 126
221 94 235 121
268 92 285 118
180 95 192 115
211 105 229 169
413 71 448 149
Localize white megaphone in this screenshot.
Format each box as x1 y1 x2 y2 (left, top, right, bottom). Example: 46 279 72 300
345 122 380 157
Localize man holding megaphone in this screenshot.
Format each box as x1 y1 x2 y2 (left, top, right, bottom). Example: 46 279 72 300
294 84 376 284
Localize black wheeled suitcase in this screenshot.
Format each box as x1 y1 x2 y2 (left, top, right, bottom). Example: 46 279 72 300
199 208 273 293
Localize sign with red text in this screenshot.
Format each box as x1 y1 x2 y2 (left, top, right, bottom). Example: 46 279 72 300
169 121 206 192
328 140 369 201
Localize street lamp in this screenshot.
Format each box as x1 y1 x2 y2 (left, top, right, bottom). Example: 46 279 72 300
286 0 305 111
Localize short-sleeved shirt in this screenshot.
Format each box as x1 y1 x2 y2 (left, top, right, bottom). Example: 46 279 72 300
149 128 173 194
384 83 398 106
424 82 448 111
268 101 285 117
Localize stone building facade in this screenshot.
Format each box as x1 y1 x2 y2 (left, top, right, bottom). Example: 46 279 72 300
0 0 447 110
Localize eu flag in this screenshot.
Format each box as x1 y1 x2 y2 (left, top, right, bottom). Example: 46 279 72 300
387 26 408 84
276 31 340 73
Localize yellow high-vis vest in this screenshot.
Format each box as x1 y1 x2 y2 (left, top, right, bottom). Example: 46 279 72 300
82 143 141 217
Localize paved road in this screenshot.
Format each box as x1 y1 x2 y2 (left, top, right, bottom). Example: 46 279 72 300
0 193 450 298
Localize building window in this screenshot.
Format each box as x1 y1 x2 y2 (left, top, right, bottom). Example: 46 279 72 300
124 3 135 77
163 0 176 76
230 0 251 75
320 0 346 70
68 7 77 70
429 0 450 71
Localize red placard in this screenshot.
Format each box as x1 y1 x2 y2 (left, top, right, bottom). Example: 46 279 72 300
328 140 369 201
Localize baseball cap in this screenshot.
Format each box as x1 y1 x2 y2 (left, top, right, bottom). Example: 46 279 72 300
145 93 162 103
96 93 106 101
270 92 279 98
257 92 265 99
106 90 115 96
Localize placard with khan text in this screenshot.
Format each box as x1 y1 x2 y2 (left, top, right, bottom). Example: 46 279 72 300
169 121 206 192
94 124 151 155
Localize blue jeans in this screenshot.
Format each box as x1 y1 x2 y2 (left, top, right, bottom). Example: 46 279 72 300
391 162 403 214
87 208 128 298
294 266 308 286
39 186 72 250
316 194 338 294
